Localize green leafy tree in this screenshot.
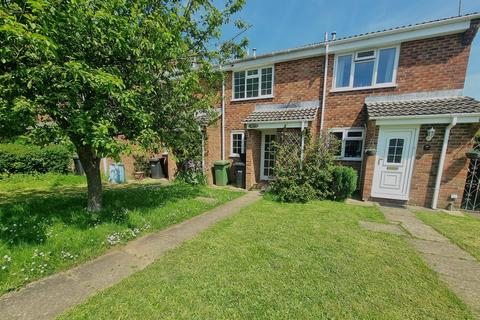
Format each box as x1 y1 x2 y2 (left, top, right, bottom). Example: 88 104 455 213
0 0 247 211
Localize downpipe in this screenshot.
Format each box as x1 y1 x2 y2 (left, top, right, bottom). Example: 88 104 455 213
431 117 457 209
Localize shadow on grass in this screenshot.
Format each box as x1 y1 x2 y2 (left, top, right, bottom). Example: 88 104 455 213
0 182 202 246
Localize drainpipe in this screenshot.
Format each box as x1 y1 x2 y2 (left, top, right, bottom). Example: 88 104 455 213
432 117 457 209
300 121 305 167
320 32 329 131
221 77 226 160
201 129 205 173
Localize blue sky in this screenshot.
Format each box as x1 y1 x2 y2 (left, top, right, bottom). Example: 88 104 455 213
222 0 480 99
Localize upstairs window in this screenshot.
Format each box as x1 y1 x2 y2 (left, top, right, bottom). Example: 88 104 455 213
233 66 273 100
334 47 398 90
330 128 365 161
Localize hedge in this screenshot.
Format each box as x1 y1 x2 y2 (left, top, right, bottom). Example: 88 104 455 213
0 144 72 174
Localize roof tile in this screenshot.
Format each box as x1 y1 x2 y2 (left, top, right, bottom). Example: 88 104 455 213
366 96 480 118
244 107 318 123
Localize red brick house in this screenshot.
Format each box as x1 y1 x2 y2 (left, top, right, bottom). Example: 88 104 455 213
204 13 480 210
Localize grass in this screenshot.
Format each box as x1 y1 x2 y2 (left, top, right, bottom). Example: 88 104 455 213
0 173 87 192
417 211 480 261
0 174 243 294
60 198 474 319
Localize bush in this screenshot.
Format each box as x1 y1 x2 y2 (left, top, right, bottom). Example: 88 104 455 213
176 170 207 185
270 174 316 203
175 160 207 185
303 134 338 199
133 152 150 175
0 144 71 174
331 166 358 201
269 131 357 203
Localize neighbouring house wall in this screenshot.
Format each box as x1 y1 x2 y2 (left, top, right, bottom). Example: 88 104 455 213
245 129 261 189
204 56 325 186
361 121 378 201
205 119 222 184
437 124 479 209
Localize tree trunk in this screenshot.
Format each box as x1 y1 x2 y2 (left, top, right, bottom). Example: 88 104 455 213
76 144 103 212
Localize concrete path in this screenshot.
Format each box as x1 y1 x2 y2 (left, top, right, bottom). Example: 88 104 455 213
359 220 407 235
380 206 480 318
0 191 261 320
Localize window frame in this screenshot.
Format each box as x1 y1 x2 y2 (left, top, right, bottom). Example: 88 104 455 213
230 130 245 157
232 66 275 101
329 127 365 161
332 45 400 92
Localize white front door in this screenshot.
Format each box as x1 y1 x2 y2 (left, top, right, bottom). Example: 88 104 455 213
260 131 276 180
371 126 419 200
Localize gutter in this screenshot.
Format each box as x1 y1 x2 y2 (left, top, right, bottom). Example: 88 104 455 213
432 116 457 209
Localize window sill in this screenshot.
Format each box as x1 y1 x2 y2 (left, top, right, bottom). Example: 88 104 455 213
335 158 363 162
229 154 241 158
330 84 397 93
231 95 274 102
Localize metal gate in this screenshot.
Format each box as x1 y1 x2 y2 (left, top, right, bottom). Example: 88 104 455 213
461 141 480 211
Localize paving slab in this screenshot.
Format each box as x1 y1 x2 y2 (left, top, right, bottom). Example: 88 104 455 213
420 254 480 282
379 205 480 319
0 191 261 320
407 238 476 261
359 220 406 235
440 274 480 317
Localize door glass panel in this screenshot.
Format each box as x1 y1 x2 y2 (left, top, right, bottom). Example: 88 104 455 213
387 138 404 164
263 134 276 177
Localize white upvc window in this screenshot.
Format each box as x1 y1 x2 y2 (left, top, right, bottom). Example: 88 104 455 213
232 66 274 101
333 46 399 91
230 130 245 157
330 128 365 161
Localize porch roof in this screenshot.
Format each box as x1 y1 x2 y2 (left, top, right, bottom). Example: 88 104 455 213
366 90 480 120
243 101 319 124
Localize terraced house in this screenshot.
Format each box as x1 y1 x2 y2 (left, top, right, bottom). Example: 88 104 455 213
204 13 480 210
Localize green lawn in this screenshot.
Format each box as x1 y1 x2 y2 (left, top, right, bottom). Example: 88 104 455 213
417 211 480 261
0 174 243 294
60 198 473 319
0 173 87 192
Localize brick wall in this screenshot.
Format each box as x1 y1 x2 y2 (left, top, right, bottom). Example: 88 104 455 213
320 30 475 131
437 124 479 209
204 120 222 184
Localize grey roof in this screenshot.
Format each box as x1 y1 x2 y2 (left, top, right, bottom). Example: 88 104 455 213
226 12 479 65
244 106 318 123
366 95 480 118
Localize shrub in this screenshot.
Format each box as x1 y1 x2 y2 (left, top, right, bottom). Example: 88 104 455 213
176 160 207 185
303 134 338 199
331 166 358 201
269 130 354 203
269 174 316 203
133 152 150 175
0 144 71 174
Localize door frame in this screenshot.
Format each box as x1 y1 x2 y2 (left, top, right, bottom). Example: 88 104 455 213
371 125 419 201
260 130 276 181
